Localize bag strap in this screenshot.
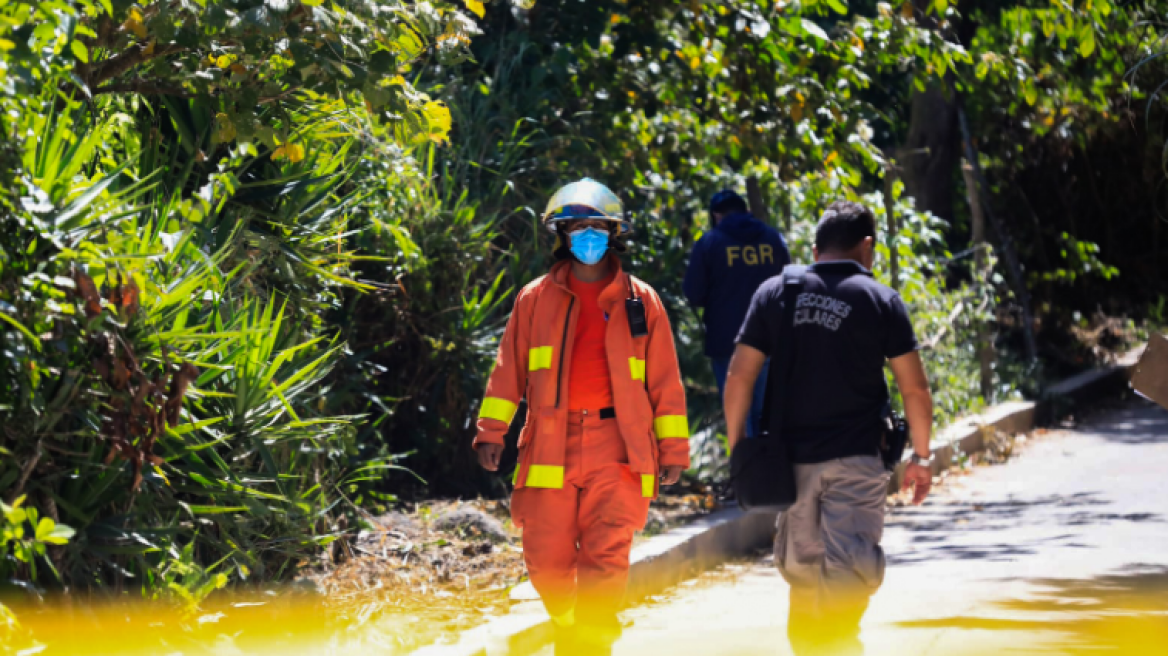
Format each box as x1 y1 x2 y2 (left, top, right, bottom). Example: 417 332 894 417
759 265 808 441
719 264 808 499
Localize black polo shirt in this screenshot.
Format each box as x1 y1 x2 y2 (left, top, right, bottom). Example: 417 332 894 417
736 260 919 463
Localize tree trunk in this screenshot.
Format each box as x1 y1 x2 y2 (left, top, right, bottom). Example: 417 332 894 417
964 162 996 401
883 167 900 292
746 176 771 225
901 83 960 223
900 0 961 224
956 101 1039 364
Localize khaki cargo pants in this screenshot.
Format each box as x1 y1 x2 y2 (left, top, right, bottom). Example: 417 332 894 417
774 456 889 656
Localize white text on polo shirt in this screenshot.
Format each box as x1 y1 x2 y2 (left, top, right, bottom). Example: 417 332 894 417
794 293 852 331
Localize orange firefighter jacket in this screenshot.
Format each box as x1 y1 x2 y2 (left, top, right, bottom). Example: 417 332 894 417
473 256 691 500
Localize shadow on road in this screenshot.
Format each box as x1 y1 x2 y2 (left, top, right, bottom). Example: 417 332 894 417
892 565 1168 654
885 490 1162 566
1083 400 1168 445
883 402 1168 568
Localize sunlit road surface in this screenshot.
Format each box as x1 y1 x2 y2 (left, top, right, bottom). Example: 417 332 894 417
588 400 1168 656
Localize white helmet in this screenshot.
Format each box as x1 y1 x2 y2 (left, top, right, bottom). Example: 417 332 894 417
541 178 630 234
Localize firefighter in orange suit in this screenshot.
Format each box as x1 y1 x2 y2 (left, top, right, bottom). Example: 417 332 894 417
473 179 690 655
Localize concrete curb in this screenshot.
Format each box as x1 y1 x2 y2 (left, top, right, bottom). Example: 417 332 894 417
412 509 777 656
890 351 1139 491
625 507 778 602
414 352 1141 656
1035 362 1136 426
889 400 1036 492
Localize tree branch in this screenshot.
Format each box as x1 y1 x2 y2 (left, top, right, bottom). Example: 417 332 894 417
92 81 193 97
259 86 303 105
9 439 42 504
921 301 966 350
84 43 186 88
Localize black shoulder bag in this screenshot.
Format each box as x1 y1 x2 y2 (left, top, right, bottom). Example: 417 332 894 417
728 265 808 512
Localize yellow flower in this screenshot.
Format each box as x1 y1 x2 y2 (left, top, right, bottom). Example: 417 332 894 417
272 144 305 163
463 0 485 18
123 7 147 40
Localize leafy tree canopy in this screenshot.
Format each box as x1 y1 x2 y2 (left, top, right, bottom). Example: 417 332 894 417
0 0 490 152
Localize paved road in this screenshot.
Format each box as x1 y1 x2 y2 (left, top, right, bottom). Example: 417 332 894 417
603 400 1168 656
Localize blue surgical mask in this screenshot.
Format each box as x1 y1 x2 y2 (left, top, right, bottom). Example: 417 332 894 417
568 227 610 266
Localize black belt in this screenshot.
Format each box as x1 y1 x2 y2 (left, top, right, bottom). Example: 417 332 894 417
599 407 616 419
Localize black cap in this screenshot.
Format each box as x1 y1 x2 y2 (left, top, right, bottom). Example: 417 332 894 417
709 189 748 215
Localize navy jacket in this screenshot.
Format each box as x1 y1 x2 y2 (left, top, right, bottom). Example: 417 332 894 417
683 212 791 358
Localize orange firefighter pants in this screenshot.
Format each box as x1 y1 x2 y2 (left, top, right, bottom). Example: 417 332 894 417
512 410 651 643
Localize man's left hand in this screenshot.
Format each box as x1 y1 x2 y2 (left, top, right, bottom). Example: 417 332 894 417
659 466 684 486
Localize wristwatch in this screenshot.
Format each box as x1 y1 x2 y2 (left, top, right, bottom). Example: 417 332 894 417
910 452 932 467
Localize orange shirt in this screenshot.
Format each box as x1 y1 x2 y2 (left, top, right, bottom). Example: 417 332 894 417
567 269 616 410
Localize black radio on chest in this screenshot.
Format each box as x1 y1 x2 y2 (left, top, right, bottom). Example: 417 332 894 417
625 297 648 337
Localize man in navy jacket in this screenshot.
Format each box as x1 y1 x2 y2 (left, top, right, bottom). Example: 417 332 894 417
683 190 791 438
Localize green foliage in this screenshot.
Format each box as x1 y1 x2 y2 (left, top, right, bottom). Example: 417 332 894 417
154 538 232 610
1040 232 1120 285
0 0 477 148
0 93 370 592
326 127 544 498
871 191 1005 423
969 0 1132 118
1 496 76 584
0 0 482 596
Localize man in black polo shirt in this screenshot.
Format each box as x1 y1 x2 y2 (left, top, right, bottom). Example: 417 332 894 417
723 201 935 655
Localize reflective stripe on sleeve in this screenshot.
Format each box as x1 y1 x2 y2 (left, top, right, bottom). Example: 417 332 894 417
653 415 690 439
524 464 565 489
629 357 646 382
641 474 655 498
479 397 518 423
529 346 554 371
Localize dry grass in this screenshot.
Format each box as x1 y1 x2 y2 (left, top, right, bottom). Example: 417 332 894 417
302 499 525 651
305 492 716 651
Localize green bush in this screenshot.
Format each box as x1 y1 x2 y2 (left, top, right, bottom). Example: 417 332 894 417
0 91 389 592
0 0 482 597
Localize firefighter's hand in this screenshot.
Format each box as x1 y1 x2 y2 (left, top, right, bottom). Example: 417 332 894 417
659 465 684 486
902 462 932 505
477 444 503 471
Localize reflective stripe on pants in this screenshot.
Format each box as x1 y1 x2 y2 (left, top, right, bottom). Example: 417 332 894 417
510 411 651 646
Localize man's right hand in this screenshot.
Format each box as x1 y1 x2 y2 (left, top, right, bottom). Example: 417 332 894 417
477 444 503 471
902 462 932 505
